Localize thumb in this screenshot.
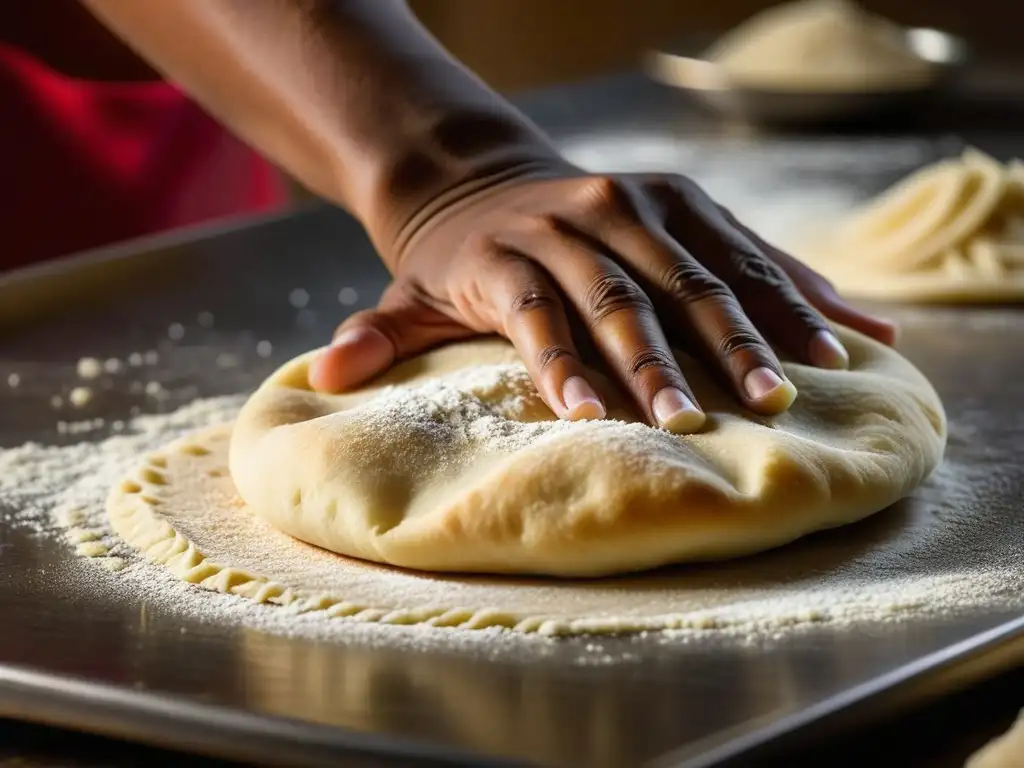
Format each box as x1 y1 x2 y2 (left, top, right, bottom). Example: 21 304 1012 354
308 284 473 392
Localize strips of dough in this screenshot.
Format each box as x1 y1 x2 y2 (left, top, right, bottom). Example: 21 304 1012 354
794 148 1024 302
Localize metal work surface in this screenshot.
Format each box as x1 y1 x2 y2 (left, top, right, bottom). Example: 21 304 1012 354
1 74 1024 767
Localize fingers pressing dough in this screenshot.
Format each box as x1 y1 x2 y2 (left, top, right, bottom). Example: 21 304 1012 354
222 327 946 578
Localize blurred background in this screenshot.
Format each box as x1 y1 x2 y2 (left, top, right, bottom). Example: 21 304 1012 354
410 0 1023 91
3 0 1023 263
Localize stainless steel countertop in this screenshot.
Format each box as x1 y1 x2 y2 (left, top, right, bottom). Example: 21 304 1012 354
1 71 1024 768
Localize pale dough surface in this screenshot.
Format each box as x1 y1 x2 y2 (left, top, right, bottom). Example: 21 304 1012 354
219 325 945 578
107 423 958 636
794 148 1024 303
966 710 1024 768
706 0 934 91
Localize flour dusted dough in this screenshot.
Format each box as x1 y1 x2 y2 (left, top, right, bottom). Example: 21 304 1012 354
706 0 934 91
105 325 945 634
795 149 1024 302
966 710 1024 768
217 325 945 578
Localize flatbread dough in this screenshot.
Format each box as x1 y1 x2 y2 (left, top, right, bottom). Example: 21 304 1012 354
219 324 945 578
104 420 952 635
966 710 1024 768
706 0 934 92
795 148 1024 302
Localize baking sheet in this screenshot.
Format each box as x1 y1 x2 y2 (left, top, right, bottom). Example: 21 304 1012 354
2 78 1024 767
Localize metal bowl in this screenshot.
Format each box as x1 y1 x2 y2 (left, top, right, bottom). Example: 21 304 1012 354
645 27 969 127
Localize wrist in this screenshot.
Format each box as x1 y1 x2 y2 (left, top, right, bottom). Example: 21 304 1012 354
355 108 569 266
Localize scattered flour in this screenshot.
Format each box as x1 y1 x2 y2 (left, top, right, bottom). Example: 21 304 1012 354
76 357 103 379
0 394 555 658
0 362 1021 656
68 386 93 408
288 288 310 308
144 381 168 400
57 418 107 436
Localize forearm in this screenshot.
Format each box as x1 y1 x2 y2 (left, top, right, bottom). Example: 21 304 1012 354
81 0 561 259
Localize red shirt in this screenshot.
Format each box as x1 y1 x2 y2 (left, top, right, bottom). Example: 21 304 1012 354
0 42 288 271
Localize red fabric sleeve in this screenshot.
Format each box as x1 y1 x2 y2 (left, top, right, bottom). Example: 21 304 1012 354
0 43 289 271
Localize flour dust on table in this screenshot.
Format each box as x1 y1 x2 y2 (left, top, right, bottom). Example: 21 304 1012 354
0 376 1019 645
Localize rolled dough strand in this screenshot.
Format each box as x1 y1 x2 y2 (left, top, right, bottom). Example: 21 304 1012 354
834 160 968 269
845 152 1005 274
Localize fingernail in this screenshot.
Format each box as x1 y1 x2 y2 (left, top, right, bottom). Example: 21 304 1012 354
808 330 849 370
311 326 394 391
744 367 797 410
885 320 901 345
331 327 393 369
561 376 606 420
652 387 705 434
332 327 374 348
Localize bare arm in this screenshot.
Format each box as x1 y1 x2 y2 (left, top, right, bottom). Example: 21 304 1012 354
81 0 896 431
81 0 561 257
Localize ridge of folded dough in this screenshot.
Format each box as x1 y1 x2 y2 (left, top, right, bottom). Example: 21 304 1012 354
227 325 946 578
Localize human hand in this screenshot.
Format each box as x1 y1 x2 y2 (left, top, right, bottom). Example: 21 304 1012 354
309 163 897 433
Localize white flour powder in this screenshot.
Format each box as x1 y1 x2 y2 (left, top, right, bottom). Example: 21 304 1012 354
1 370 1021 661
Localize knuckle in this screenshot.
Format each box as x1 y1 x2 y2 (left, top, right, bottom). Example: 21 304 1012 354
509 287 559 314
642 177 676 199
672 175 703 199
662 261 733 304
626 345 678 379
730 250 789 289
404 279 451 313
493 253 563 317
536 344 575 372
733 253 828 328
525 212 564 237
715 327 767 360
575 176 633 219
584 274 653 324
717 204 739 226
458 230 497 259
787 299 829 331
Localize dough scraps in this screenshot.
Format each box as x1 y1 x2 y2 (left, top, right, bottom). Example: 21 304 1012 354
705 0 934 91
178 323 947 582
794 148 1024 302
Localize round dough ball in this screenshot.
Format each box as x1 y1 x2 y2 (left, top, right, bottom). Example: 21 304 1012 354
227 326 946 578
706 0 934 91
